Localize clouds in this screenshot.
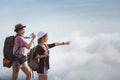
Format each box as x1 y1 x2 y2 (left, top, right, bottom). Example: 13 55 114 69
0 0 120 80
0 31 120 80
48 32 120 80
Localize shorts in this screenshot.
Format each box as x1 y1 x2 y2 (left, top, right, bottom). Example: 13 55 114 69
38 66 48 75
12 60 26 68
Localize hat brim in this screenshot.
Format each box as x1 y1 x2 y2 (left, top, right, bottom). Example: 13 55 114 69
14 26 26 32
38 33 47 39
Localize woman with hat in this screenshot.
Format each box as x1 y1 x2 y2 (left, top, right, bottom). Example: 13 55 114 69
12 23 36 80
33 31 70 80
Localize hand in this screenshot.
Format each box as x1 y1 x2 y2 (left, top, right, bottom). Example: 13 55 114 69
64 41 71 45
31 33 36 39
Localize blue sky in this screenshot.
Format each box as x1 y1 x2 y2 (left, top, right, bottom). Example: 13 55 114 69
0 0 120 80
0 0 119 37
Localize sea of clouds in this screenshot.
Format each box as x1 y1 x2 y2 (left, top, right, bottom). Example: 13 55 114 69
0 32 120 80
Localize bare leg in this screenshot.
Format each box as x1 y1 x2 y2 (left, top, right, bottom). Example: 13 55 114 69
44 75 48 80
12 64 20 80
21 65 31 80
39 75 48 80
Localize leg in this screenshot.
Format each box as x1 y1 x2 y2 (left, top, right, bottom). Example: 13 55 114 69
39 75 48 80
21 65 31 80
44 75 48 80
12 64 20 80
38 67 48 80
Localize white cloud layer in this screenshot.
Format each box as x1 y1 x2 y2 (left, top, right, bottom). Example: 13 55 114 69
0 32 120 80
48 32 120 80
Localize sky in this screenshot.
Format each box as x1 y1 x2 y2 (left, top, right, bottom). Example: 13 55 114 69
0 0 120 80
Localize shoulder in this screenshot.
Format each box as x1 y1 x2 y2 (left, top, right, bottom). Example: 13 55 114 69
35 45 45 55
36 45 45 52
16 36 23 40
15 36 27 46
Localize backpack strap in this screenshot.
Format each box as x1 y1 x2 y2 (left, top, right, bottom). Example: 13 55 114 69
14 34 21 54
14 46 21 54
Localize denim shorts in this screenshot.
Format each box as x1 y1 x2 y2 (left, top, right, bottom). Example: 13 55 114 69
12 60 26 68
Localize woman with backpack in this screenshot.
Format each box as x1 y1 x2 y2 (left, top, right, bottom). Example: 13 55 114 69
12 24 36 80
33 31 70 80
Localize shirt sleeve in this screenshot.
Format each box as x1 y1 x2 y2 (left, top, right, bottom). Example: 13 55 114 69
47 43 55 48
17 36 27 47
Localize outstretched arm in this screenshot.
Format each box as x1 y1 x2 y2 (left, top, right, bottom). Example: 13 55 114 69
46 41 71 49
54 41 70 46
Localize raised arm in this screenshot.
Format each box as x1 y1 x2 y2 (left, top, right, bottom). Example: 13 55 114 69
25 33 36 49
